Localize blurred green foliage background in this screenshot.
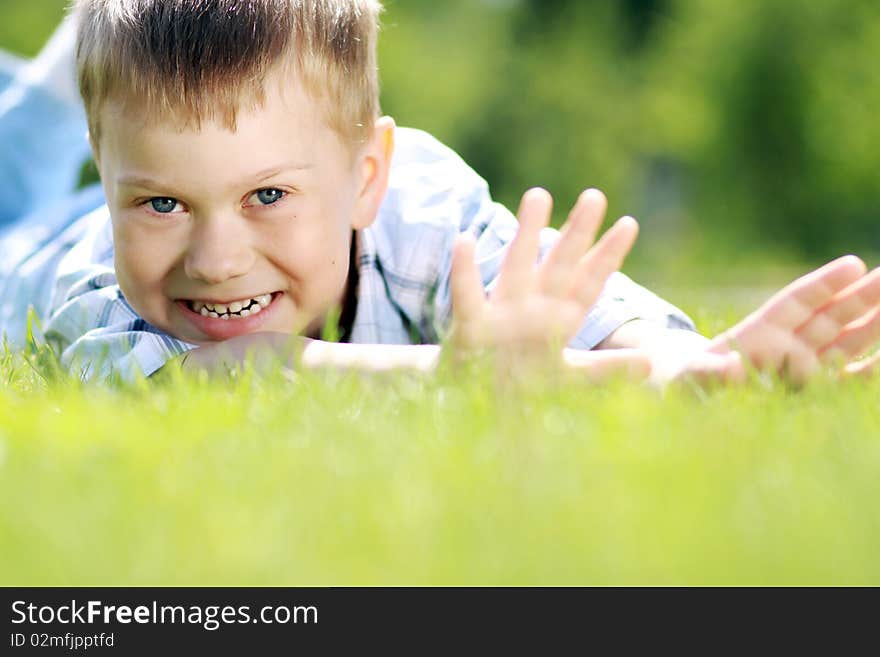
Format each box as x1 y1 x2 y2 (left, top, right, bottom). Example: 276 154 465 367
3 0 878 279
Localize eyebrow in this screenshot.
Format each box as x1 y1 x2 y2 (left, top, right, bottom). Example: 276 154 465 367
116 175 176 189
252 161 316 181
116 161 315 190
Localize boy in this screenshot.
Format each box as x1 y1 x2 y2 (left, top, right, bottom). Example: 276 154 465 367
1 1 879 385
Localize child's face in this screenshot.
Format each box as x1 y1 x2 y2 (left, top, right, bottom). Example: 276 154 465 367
94 68 391 345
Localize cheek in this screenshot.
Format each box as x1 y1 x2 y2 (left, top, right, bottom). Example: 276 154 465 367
272 232 350 283
266 200 354 272
113 222 177 296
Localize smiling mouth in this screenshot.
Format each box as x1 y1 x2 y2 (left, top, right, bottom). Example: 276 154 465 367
184 293 274 320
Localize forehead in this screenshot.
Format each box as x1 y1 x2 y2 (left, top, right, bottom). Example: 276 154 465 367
96 66 344 167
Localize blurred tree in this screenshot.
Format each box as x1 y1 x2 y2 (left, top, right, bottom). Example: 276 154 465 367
643 0 880 256
621 0 669 47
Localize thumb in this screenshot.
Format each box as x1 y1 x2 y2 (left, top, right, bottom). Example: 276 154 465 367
675 350 747 387
450 233 484 321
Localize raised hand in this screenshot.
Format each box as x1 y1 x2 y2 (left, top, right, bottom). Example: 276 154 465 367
678 256 880 385
449 187 647 379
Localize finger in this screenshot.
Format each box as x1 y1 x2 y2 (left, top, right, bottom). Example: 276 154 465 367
714 322 821 383
568 216 639 309
777 338 823 385
821 306 880 361
821 266 880 325
795 313 846 354
538 188 607 296
758 255 866 330
450 233 485 322
562 348 651 383
796 266 880 349
493 188 553 301
844 350 880 377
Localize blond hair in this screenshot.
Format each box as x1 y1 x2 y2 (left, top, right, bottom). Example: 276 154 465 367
75 0 382 147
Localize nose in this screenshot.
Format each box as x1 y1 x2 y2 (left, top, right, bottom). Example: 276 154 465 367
184 213 255 284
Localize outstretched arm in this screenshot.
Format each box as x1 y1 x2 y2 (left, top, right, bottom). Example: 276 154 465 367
177 333 443 376
623 256 880 386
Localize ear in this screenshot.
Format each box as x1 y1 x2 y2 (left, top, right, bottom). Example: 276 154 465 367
351 116 395 231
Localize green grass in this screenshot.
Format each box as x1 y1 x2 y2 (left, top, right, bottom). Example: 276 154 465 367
2 338 879 586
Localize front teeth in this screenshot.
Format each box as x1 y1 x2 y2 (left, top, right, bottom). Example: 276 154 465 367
191 294 272 318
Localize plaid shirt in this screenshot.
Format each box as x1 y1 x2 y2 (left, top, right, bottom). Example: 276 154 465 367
1 128 695 381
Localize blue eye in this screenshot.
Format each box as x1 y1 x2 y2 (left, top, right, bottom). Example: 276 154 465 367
255 188 285 205
150 198 179 213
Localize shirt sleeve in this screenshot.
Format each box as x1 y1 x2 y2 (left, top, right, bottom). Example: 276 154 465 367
43 266 196 383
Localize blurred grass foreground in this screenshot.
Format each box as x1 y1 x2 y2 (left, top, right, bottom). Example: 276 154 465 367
2 356 880 586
